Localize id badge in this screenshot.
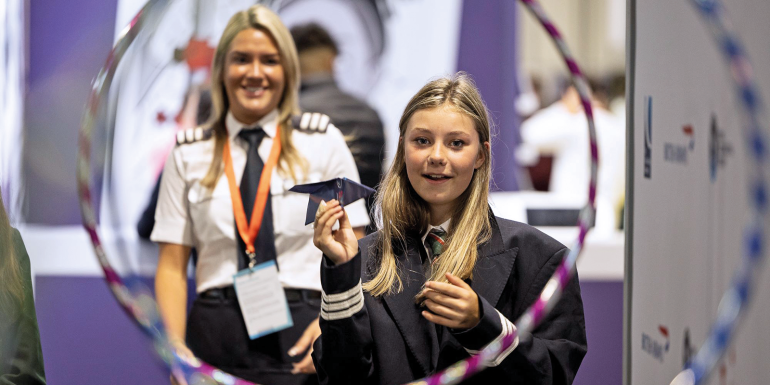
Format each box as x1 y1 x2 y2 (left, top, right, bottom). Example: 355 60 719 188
233 260 293 339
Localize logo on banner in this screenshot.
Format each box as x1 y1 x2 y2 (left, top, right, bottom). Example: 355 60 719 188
644 96 653 178
641 325 670 362
709 114 733 183
664 125 695 165
683 125 695 150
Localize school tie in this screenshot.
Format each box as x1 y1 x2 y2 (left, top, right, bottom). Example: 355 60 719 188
236 128 277 270
424 227 448 344
425 228 447 263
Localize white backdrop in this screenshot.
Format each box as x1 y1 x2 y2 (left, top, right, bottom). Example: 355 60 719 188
629 0 770 383
23 0 464 277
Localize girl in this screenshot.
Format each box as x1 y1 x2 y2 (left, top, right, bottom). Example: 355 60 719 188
151 5 369 384
312 73 587 384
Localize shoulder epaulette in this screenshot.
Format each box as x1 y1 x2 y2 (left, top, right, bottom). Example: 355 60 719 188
175 127 213 145
292 112 331 133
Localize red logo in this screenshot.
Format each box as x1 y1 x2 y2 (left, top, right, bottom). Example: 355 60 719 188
658 325 670 352
683 125 695 150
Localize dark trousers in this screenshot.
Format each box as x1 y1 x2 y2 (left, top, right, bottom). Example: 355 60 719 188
186 287 321 385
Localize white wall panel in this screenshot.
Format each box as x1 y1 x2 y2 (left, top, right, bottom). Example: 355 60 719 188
629 0 770 383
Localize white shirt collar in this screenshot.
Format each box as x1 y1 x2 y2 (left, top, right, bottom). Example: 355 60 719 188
421 218 451 247
226 109 279 141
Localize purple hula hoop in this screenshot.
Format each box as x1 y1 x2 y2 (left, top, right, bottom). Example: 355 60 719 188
77 1 259 384
77 0 600 384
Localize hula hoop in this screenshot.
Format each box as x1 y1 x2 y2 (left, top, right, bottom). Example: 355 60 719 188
77 0 600 384
77 1 259 383
671 1 767 384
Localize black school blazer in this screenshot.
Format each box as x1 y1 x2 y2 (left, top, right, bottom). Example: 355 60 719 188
313 216 587 385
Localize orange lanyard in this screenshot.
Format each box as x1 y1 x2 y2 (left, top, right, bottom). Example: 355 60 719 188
222 125 282 265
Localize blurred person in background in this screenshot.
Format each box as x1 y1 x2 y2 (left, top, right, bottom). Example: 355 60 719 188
291 23 385 231
518 81 625 231
608 73 626 123
151 5 369 384
0 191 46 384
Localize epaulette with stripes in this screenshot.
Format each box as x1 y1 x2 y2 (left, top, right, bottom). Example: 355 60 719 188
175 127 213 145
291 112 331 133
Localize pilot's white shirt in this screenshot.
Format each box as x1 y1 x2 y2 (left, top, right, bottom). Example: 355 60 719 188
151 109 370 293
520 102 625 230
520 102 625 201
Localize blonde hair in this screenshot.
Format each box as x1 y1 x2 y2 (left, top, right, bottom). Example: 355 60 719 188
0 191 23 324
364 72 492 297
202 4 306 187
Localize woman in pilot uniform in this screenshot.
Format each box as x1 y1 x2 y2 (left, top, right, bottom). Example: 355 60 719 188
150 5 369 384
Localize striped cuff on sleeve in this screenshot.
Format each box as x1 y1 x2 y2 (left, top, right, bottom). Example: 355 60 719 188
320 279 364 321
465 310 519 367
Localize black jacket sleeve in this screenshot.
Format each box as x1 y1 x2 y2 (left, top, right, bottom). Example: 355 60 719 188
313 252 375 385
504 246 587 384
450 295 507 353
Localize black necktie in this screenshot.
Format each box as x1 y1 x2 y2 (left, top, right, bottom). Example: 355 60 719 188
236 128 277 270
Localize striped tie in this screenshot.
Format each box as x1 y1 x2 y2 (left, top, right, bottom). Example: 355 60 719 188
425 228 447 263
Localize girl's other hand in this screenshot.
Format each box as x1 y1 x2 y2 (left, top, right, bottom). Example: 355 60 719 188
420 273 481 330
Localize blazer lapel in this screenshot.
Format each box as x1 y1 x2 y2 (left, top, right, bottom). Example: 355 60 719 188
382 239 437 376
472 217 518 307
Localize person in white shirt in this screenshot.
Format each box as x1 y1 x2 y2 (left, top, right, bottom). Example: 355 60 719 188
150 5 369 384
519 86 625 231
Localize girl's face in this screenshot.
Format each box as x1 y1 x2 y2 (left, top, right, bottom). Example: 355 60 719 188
223 28 285 125
403 104 488 221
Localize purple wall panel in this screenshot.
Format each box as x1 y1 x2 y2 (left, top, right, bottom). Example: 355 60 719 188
35 276 168 384
574 281 624 385
24 0 118 225
456 0 522 191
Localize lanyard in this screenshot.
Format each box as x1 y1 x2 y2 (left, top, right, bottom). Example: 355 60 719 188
222 125 282 267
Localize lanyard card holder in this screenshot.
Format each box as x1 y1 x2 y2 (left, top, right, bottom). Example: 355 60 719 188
233 260 293 339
